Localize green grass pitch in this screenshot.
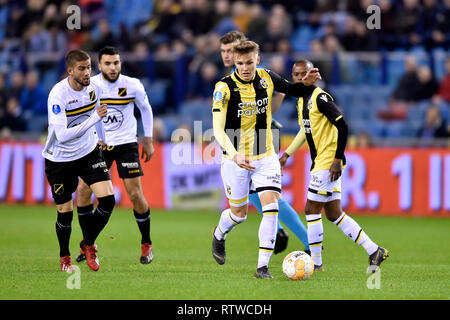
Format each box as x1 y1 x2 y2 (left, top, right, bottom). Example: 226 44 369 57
0 204 449 300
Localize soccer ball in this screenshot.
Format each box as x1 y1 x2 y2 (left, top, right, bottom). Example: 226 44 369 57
282 251 314 280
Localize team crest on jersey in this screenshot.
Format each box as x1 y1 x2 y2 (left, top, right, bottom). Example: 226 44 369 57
307 98 313 110
259 78 269 89
118 88 127 97
53 184 64 195
226 186 231 195
89 90 96 101
52 104 61 114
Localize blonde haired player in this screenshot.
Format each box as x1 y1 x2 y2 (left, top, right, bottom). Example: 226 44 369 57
211 41 320 278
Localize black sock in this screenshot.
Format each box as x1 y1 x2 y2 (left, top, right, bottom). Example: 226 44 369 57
134 209 151 244
85 195 115 246
56 211 73 257
77 204 94 239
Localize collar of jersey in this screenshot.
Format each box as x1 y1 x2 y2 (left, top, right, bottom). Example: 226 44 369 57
233 69 255 84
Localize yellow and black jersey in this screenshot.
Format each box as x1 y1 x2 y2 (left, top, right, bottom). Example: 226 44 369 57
296 87 347 172
212 68 315 160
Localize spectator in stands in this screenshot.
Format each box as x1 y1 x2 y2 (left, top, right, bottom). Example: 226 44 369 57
417 105 449 138
92 19 117 51
391 55 419 103
0 72 7 117
152 117 167 143
189 61 220 99
268 55 288 78
246 3 266 45
0 97 26 132
395 0 422 48
355 132 374 148
7 71 25 101
414 65 439 101
20 70 47 117
435 57 450 103
23 21 52 52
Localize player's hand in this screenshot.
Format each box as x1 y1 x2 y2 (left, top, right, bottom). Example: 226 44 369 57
302 68 322 86
279 152 290 168
97 140 107 151
329 158 342 182
233 154 255 171
141 137 154 162
96 104 108 118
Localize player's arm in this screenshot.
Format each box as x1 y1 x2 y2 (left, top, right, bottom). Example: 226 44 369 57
271 92 285 114
49 93 107 143
212 83 255 171
316 92 348 182
94 88 107 150
279 128 306 167
134 80 154 162
268 69 320 98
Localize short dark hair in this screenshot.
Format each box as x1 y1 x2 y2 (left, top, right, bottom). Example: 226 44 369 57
294 59 314 70
220 30 247 45
98 46 120 62
65 49 90 67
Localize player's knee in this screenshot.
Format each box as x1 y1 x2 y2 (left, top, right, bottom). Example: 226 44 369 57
324 208 340 222
97 194 115 215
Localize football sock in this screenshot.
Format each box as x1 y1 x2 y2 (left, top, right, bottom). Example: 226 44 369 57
306 213 323 266
56 210 73 257
214 208 246 240
77 204 94 239
333 212 378 255
257 203 279 268
278 198 309 250
134 209 151 244
249 192 283 232
85 195 115 246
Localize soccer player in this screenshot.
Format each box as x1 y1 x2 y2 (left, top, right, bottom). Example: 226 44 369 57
219 31 309 255
42 49 116 272
280 60 389 273
211 40 320 278
75 46 155 264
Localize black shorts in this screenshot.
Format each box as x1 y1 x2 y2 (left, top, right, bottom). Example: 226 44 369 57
103 142 144 179
45 146 111 205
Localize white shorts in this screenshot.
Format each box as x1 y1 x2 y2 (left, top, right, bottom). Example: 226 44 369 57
221 155 281 207
307 169 341 203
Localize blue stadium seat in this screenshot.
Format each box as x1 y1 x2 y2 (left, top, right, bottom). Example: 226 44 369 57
290 25 314 53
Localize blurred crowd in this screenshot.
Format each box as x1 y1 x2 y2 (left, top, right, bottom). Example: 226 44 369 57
0 0 449 142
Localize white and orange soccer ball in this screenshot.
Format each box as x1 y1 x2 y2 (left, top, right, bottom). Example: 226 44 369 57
282 251 315 280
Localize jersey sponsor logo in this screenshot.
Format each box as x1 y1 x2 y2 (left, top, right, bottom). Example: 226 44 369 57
302 118 312 134
213 91 223 102
102 107 123 130
68 114 89 128
121 162 139 169
53 183 64 195
91 161 106 169
89 90 96 101
52 104 61 114
118 88 127 97
237 97 269 117
68 99 78 104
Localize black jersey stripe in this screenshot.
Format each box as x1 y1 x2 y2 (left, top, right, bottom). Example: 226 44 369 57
302 94 317 171
252 71 269 156
65 100 97 116
100 97 135 105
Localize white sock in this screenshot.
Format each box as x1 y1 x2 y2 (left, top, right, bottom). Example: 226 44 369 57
257 203 279 268
333 212 378 255
306 213 323 266
214 208 246 240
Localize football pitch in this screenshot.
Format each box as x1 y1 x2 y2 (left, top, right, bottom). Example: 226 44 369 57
0 204 449 300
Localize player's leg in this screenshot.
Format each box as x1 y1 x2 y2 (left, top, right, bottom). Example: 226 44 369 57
45 158 79 272
76 179 94 239
212 157 250 265
277 198 309 253
324 199 389 273
305 199 326 270
248 189 288 254
254 190 280 278
122 176 153 264
78 147 115 271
